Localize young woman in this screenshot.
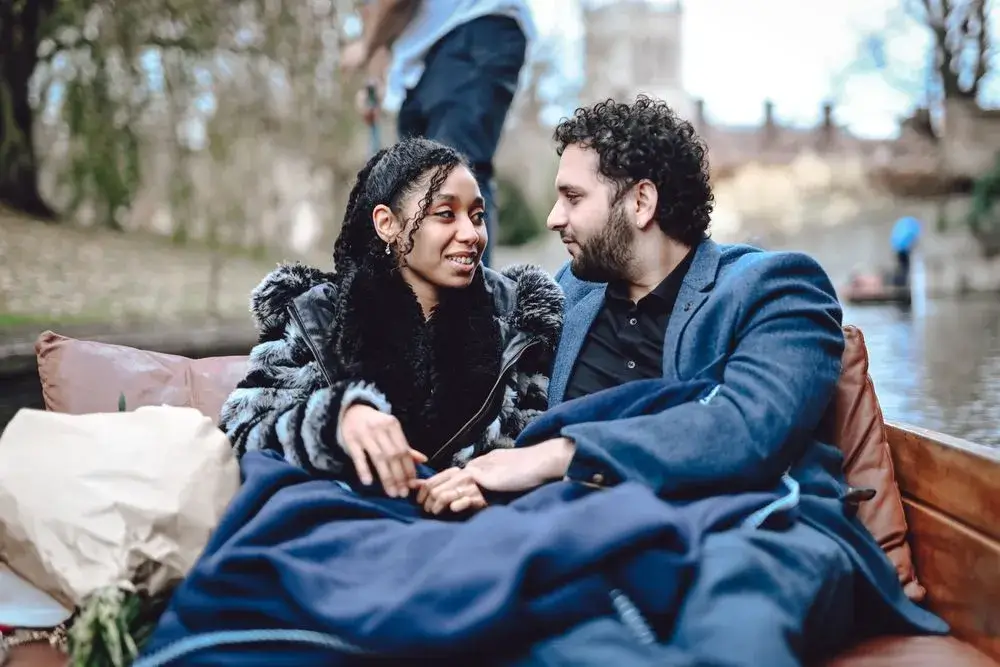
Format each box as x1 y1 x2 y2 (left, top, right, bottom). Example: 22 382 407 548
219 137 562 515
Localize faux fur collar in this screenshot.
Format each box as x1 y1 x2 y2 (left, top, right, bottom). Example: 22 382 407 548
248 262 563 349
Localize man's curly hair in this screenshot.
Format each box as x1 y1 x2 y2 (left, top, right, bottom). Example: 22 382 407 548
553 95 714 246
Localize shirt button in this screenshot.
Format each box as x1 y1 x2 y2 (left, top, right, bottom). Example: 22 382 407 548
626 360 636 369
591 473 605 485
629 317 637 325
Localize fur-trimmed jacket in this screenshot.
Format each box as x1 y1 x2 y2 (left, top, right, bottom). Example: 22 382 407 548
219 262 564 477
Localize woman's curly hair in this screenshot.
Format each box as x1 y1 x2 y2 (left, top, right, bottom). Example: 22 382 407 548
553 95 714 246
333 137 469 271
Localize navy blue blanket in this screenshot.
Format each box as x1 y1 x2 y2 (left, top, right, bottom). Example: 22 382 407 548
139 449 788 666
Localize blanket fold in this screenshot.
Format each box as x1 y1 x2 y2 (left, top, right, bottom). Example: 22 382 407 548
140 450 789 665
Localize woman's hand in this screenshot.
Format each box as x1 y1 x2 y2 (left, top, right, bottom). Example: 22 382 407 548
413 467 488 515
340 404 426 498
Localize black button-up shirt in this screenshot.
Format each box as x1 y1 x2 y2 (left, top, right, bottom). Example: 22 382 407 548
564 251 695 401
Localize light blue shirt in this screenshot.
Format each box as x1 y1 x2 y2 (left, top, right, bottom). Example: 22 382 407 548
890 216 921 253
378 0 536 111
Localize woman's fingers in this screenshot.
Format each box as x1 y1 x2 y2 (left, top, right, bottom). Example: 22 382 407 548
406 450 429 487
386 422 418 485
408 466 489 514
341 407 426 497
450 492 487 514
346 441 374 486
415 468 459 505
428 486 461 514
374 432 410 497
363 437 401 497
449 496 473 513
427 480 478 515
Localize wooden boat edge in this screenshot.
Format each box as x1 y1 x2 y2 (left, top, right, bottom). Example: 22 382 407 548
885 421 1000 662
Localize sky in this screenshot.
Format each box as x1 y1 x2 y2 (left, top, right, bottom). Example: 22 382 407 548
527 0 936 138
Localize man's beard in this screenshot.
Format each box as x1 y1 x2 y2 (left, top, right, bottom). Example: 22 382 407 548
569 202 634 283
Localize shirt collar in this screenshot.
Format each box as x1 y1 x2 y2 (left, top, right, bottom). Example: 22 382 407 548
605 249 696 310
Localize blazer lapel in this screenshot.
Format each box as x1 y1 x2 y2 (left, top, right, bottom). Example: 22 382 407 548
662 239 722 379
549 288 604 406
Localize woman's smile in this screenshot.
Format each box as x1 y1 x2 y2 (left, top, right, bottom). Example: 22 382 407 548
445 251 478 272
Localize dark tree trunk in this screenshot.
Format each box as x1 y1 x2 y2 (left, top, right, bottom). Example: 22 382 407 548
920 0 988 102
0 0 57 219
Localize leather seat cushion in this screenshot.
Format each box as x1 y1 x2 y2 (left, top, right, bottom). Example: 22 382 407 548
816 635 998 666
5 643 65 667
34 331 248 424
820 325 923 600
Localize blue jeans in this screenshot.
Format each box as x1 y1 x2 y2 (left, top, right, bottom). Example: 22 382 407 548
397 15 527 267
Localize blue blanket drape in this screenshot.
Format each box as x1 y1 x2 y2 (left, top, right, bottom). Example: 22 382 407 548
140 381 789 666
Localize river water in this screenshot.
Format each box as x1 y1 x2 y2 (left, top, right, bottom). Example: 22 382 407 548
844 297 1000 446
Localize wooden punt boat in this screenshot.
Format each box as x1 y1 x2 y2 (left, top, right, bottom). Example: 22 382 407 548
3 329 998 667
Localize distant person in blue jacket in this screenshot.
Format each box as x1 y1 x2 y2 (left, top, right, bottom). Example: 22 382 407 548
425 96 947 665
890 215 921 286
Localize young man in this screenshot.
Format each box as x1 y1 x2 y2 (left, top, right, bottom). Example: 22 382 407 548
341 0 535 267
460 96 947 665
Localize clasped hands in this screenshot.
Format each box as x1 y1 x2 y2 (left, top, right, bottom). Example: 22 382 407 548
340 404 575 515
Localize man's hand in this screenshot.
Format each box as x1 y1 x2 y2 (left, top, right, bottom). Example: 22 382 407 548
340 404 426 497
354 85 382 125
340 40 370 75
412 467 488 515
464 438 576 493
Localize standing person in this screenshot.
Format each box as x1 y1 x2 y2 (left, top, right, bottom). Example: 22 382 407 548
341 0 536 267
890 215 921 287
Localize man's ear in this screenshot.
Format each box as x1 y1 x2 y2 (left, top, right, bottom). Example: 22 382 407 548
634 180 658 231
372 204 402 244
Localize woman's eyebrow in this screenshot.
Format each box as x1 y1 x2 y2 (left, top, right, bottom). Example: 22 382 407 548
433 193 485 208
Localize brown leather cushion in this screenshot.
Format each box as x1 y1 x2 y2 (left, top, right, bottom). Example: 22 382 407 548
34 331 249 423
821 325 924 601
816 636 999 666
6 643 67 667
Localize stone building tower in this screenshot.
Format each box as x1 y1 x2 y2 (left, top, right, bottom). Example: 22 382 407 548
581 0 692 119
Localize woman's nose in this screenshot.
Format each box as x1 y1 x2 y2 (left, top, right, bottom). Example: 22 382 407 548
456 215 480 242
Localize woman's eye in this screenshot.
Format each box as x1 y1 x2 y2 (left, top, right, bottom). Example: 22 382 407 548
434 209 454 219
472 211 487 225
